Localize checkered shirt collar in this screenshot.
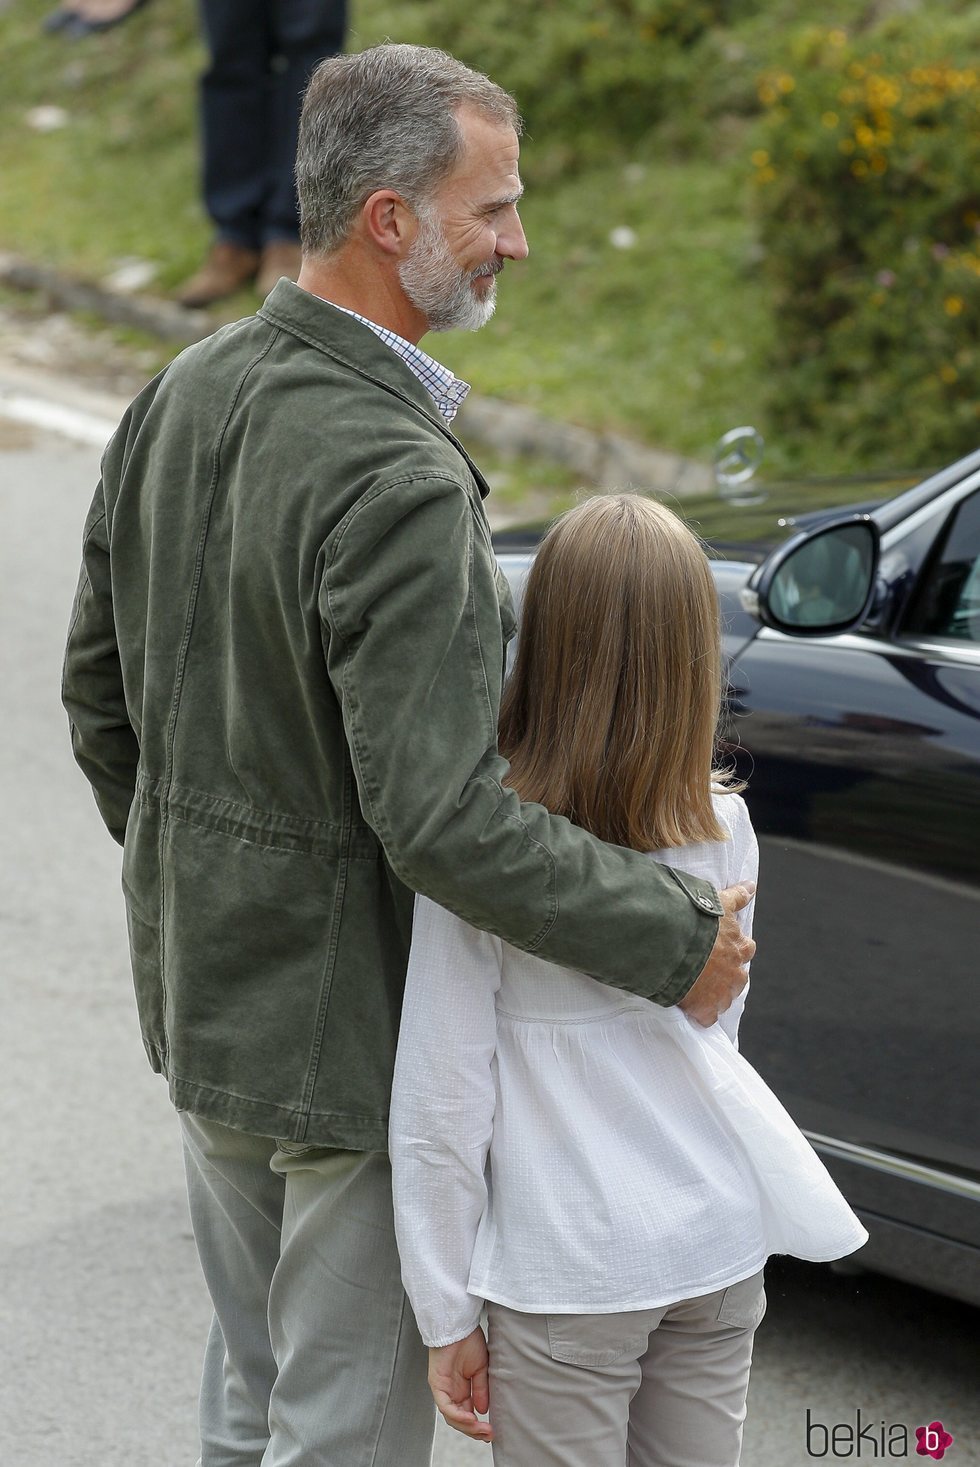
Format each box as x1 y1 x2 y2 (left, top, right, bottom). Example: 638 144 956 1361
327 303 471 425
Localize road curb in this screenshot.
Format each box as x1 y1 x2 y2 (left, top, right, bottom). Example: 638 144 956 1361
0 252 712 496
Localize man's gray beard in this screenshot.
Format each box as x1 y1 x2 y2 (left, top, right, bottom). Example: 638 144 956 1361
399 208 498 333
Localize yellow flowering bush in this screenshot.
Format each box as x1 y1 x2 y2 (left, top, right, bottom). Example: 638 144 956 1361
753 22 980 462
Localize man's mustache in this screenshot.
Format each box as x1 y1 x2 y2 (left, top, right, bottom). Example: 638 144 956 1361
471 257 503 280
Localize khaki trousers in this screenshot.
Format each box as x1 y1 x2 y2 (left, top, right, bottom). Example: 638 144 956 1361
179 1113 434 1467
486 1272 766 1467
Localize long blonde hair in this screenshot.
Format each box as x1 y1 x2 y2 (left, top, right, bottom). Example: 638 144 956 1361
498 494 739 851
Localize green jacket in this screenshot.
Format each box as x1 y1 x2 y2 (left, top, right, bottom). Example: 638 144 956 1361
62 280 722 1148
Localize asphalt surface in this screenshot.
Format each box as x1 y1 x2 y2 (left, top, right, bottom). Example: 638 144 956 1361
1 378 977 1466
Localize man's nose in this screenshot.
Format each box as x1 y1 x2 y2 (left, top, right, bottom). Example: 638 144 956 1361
498 213 529 261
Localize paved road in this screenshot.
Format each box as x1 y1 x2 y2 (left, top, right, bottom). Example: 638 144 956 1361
1 379 977 1465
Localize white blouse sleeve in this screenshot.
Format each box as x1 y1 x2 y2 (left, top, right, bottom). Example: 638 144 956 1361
716 796 760 1049
389 895 502 1347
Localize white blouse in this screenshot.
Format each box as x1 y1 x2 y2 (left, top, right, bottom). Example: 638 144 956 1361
389 794 867 1347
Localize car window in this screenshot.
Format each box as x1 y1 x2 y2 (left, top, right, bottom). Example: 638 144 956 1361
903 489 980 646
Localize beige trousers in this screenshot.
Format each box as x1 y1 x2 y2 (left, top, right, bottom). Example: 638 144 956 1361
486 1272 766 1467
179 1113 434 1467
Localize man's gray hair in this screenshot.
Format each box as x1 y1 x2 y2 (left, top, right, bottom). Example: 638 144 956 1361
296 43 521 256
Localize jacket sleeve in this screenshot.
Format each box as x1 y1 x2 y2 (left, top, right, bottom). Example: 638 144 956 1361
322 473 723 1005
62 480 139 846
389 896 499 1346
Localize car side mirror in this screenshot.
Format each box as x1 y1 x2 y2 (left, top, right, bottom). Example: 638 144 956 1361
740 516 880 637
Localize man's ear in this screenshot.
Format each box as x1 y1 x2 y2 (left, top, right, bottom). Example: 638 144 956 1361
361 190 417 256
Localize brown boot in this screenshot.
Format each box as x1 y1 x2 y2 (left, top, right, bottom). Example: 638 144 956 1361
174 241 261 308
256 241 302 297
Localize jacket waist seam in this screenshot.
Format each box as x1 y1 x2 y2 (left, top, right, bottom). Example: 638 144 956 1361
163 1061 390 1132
135 774 378 856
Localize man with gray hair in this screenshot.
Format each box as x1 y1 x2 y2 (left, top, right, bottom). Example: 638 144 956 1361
63 42 753 1466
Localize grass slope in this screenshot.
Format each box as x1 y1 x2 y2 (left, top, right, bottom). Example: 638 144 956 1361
0 0 941 494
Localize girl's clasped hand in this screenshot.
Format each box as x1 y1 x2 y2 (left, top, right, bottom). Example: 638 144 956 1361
428 1328 494 1443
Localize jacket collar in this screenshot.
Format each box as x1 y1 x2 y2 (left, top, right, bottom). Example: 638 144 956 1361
258 280 491 500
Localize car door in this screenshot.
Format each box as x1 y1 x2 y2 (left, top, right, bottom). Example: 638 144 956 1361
732 480 980 1294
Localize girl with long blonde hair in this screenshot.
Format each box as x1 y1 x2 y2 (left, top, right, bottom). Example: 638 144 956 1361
390 494 865 1466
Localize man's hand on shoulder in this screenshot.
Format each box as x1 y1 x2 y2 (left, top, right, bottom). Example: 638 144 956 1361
678 882 756 1027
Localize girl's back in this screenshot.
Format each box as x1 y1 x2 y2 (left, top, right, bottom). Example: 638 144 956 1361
470 792 765 1316
390 494 866 1463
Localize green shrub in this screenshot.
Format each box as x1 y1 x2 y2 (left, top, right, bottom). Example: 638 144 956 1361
372 0 756 163
752 21 980 464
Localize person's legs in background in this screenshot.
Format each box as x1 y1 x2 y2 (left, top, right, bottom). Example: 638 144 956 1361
199 0 271 253
176 0 346 307
259 0 347 295
180 1113 434 1467
175 0 268 307
42 0 151 39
